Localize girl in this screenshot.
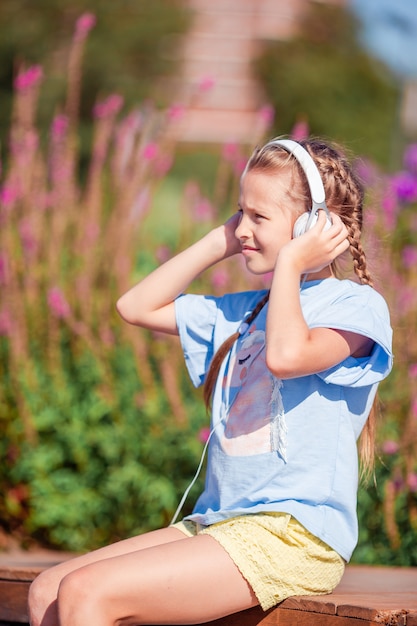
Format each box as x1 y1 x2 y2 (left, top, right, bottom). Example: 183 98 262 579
29 137 393 626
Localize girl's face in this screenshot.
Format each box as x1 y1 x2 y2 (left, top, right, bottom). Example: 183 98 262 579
236 168 303 275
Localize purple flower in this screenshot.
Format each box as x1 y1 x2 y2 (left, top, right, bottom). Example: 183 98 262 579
391 171 417 203
48 287 70 319
409 363 417 378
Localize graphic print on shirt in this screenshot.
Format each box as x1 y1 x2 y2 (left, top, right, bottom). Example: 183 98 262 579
221 328 287 459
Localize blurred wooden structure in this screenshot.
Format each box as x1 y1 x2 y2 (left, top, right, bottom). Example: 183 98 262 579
171 0 347 143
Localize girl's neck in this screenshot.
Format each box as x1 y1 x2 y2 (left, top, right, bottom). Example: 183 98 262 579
302 265 333 283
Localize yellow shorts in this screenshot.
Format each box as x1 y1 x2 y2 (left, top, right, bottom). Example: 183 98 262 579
173 513 345 611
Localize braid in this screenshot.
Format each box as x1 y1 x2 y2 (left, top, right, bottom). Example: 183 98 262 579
301 140 373 287
203 292 270 409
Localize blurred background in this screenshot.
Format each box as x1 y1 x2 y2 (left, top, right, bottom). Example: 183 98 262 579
0 0 416 565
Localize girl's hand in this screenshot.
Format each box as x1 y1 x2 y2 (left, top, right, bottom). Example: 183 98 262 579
210 211 242 259
282 211 349 275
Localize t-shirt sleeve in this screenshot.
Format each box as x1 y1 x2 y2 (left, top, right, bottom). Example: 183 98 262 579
175 293 218 388
311 287 393 387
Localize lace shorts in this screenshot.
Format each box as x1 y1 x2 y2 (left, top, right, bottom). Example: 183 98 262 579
172 513 345 611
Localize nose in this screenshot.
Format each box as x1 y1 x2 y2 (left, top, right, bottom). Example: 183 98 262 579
234 212 249 241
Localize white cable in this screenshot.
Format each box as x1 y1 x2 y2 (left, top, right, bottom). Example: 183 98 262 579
169 425 218 526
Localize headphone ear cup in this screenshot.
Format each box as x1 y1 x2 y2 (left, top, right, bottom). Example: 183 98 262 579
293 212 310 238
293 211 332 238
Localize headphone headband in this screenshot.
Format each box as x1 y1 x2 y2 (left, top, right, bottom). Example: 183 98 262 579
266 139 328 216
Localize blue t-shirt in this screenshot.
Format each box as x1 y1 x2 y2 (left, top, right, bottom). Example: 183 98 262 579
175 278 393 561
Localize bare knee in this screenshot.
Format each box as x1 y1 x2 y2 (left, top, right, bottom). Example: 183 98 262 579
57 567 111 624
28 569 59 626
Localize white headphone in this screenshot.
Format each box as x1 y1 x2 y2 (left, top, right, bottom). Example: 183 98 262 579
265 139 332 237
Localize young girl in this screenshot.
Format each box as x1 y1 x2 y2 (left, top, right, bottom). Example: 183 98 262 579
29 137 393 626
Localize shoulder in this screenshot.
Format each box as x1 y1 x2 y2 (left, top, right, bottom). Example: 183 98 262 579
303 278 392 352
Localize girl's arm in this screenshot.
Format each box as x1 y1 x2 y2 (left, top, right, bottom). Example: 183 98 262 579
116 214 241 335
265 211 373 379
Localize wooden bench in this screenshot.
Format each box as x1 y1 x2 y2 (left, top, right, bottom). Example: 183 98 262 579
0 550 416 625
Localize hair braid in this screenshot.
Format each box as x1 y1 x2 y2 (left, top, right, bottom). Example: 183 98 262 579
203 292 270 409
301 140 373 287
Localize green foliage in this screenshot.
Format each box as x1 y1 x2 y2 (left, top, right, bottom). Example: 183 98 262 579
256 2 400 167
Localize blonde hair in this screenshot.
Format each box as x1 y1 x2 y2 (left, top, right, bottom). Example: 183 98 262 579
203 137 376 479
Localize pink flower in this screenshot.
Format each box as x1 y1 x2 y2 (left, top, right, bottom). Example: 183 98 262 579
211 268 229 289
407 473 417 493
154 154 174 177
381 440 399 455
167 103 185 122
142 142 158 161
75 12 96 37
198 427 211 443
234 157 248 177
409 363 417 378
381 191 398 230
258 104 275 126
51 114 69 140
19 218 37 256
291 118 309 141
48 287 70 319
14 65 43 91
402 245 417 269
198 75 215 92
222 142 240 163
193 198 214 222
0 185 19 208
93 94 124 119
155 245 172 264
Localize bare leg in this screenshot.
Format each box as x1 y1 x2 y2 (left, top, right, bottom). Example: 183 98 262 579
56 534 258 625
29 527 191 626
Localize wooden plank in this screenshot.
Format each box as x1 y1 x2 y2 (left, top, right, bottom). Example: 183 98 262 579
407 612 417 626
273 608 376 626
0 581 31 623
